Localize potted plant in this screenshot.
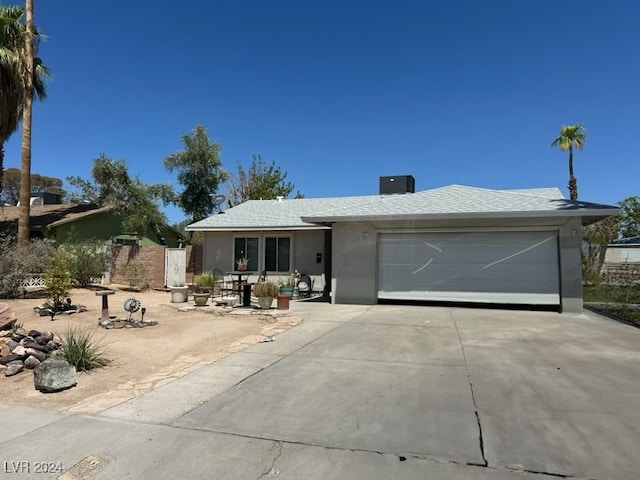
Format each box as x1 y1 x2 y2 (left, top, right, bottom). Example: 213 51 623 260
278 277 294 298
192 271 215 306
236 257 249 271
253 281 279 309
169 281 188 303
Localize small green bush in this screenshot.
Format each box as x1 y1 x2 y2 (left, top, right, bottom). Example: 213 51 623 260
60 326 110 371
45 250 73 310
64 241 110 287
194 271 215 288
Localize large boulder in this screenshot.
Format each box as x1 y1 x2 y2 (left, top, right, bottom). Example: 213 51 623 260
0 303 17 331
33 359 77 393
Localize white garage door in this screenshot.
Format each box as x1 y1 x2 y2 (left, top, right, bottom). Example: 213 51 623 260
378 231 560 305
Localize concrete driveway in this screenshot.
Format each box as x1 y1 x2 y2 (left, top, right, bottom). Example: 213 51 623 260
2 303 639 479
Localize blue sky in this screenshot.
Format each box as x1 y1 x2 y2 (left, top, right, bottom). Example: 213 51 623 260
3 0 639 223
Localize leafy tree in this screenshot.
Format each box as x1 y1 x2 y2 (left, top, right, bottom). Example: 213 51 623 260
227 154 303 207
617 196 640 239
171 219 203 244
0 3 48 203
550 124 587 201
582 217 619 284
66 154 174 237
1 167 65 205
163 125 229 223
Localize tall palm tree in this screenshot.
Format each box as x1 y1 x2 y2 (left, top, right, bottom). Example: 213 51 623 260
0 2 48 242
550 124 587 201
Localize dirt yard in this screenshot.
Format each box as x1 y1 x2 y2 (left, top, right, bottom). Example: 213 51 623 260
0 287 300 414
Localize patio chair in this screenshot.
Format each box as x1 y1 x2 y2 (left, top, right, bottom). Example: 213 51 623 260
297 273 313 298
258 270 268 283
212 268 235 299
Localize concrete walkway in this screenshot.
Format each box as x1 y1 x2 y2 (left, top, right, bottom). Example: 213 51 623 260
1 302 639 479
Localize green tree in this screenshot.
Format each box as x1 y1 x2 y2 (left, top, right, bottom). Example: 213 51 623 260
582 217 620 284
550 123 587 201
163 125 229 223
66 154 174 237
227 154 303 207
0 3 48 201
1 167 64 205
618 196 640 239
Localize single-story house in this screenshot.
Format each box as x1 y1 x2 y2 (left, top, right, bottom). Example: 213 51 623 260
0 202 184 247
186 176 619 313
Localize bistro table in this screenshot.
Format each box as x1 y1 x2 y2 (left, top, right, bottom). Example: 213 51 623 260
227 271 252 307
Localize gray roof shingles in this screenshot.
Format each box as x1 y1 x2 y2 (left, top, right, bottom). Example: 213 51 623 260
187 185 619 231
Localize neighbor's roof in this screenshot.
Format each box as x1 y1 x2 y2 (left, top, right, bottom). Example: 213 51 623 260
0 203 112 230
186 185 619 231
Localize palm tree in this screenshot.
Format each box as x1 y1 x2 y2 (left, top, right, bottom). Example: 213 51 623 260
0 2 48 243
550 124 587 201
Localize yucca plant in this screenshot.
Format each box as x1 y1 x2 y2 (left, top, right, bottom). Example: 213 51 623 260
59 326 110 372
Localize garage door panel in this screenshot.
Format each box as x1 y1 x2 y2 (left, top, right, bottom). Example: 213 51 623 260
378 232 559 305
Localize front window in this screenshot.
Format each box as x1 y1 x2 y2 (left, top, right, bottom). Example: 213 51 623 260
265 237 290 272
234 237 258 271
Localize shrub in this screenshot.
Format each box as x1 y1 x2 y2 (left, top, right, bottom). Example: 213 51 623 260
0 235 57 298
253 281 279 298
45 250 72 310
60 326 110 371
122 262 149 290
194 271 215 288
64 241 110 287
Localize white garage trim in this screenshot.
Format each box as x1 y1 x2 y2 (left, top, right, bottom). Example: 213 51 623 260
378 231 560 305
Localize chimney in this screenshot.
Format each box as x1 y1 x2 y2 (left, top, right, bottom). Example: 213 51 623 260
379 175 415 195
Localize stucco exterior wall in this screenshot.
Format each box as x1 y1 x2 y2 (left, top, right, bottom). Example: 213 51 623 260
203 230 326 289
558 218 583 313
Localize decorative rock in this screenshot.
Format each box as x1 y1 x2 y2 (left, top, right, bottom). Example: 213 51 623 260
5 360 24 376
35 335 49 345
7 339 19 350
24 356 41 369
11 345 27 357
28 329 42 338
40 331 54 343
25 348 47 362
22 340 46 351
45 340 59 353
1 343 10 357
11 333 25 342
0 353 21 365
0 303 17 331
34 359 77 392
0 329 12 337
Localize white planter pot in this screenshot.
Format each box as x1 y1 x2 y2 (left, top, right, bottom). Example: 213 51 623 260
257 297 274 309
170 286 189 303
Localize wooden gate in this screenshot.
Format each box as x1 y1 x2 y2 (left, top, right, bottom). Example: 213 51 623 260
165 248 187 287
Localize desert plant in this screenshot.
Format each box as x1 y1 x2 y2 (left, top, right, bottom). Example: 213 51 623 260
194 271 215 288
45 250 72 311
236 257 249 270
64 241 110 287
122 262 149 290
253 281 279 298
59 326 110 371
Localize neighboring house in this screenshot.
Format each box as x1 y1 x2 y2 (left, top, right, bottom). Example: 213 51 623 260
601 236 640 282
186 176 619 313
0 202 184 247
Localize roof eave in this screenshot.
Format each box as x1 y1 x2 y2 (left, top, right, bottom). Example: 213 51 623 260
301 208 621 224
185 224 331 232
